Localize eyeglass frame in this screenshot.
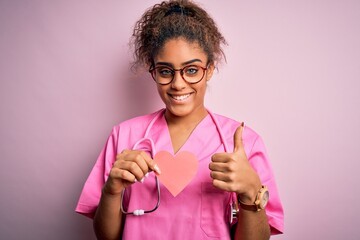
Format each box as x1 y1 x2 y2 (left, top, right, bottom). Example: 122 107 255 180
149 64 208 85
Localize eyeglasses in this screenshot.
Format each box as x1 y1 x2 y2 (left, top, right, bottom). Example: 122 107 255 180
149 65 208 85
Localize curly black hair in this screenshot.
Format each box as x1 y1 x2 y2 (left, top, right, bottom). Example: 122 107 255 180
131 0 227 69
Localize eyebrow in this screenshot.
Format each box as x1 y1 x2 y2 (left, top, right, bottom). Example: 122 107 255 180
155 59 203 67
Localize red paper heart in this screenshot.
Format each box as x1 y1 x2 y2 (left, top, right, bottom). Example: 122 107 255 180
154 151 198 197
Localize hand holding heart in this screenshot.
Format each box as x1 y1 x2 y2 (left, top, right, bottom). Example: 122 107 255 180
104 149 161 196
209 124 262 204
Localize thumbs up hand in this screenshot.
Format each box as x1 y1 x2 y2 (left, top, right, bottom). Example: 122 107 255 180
209 123 262 204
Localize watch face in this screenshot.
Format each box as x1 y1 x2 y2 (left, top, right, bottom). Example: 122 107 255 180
261 191 269 208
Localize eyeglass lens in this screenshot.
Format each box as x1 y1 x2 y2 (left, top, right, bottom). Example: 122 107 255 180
151 65 206 84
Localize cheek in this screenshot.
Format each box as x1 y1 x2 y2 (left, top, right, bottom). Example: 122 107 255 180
156 86 168 100
195 84 207 97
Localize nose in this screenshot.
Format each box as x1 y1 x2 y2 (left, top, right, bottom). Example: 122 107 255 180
171 70 187 89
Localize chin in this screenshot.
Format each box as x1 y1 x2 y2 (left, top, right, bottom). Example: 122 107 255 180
166 105 194 118
166 103 206 119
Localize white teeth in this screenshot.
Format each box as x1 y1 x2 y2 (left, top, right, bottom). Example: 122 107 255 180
172 94 190 101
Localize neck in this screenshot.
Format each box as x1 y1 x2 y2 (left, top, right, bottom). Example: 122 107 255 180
164 106 208 128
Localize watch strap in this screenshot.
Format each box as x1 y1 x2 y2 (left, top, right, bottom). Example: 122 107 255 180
238 200 259 211
238 185 268 212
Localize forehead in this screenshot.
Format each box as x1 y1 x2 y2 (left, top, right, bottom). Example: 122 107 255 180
154 38 208 65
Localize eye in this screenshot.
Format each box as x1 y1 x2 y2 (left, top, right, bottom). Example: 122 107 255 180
184 66 199 75
157 67 173 77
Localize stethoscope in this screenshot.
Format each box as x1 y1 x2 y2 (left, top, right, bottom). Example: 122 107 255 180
120 109 239 223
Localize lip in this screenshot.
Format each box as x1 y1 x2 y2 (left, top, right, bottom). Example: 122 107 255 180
168 93 193 102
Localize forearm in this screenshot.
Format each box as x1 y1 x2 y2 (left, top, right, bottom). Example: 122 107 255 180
234 208 270 240
93 190 124 240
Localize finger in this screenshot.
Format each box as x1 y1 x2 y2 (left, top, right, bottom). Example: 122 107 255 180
116 150 161 175
233 122 245 153
210 170 232 182
116 149 131 162
209 161 231 172
211 152 231 163
130 152 151 176
139 151 161 174
117 160 146 182
212 179 236 192
117 150 158 176
110 167 136 183
121 149 130 154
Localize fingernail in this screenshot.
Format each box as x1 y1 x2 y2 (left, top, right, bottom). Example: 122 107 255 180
134 178 137 183
145 172 149 178
154 164 161 174
140 178 144 183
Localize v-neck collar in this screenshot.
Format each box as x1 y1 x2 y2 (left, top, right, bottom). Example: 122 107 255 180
150 110 211 155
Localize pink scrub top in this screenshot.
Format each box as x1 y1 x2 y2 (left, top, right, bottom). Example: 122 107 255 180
75 109 284 239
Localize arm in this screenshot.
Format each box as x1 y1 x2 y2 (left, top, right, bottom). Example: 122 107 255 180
93 150 161 239
210 124 271 239
93 189 124 240
233 184 270 240
234 208 270 240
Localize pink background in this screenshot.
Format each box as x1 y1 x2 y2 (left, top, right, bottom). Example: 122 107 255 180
1 0 359 239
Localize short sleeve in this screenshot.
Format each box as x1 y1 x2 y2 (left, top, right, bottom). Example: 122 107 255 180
248 135 284 235
75 126 119 218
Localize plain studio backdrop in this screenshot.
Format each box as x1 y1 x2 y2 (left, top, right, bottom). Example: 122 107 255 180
1 0 359 239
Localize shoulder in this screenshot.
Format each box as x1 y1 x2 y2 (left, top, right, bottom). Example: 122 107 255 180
106 109 164 150
113 109 163 131
211 112 260 140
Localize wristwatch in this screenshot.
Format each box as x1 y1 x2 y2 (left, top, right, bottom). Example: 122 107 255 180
238 185 269 212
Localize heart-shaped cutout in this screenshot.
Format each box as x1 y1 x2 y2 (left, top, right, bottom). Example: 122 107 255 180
154 151 198 197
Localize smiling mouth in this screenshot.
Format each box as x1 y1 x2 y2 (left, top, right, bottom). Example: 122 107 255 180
169 93 191 101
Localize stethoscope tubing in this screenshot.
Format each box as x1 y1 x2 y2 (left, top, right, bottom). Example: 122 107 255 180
120 117 162 216
119 109 236 218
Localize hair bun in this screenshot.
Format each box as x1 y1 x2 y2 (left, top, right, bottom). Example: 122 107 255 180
165 5 192 17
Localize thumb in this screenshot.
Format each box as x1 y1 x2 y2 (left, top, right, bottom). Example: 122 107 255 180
233 122 245 153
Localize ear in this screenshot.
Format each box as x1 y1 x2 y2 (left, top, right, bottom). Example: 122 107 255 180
205 63 215 81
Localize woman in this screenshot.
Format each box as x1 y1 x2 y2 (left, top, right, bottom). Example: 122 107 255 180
76 1 284 239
